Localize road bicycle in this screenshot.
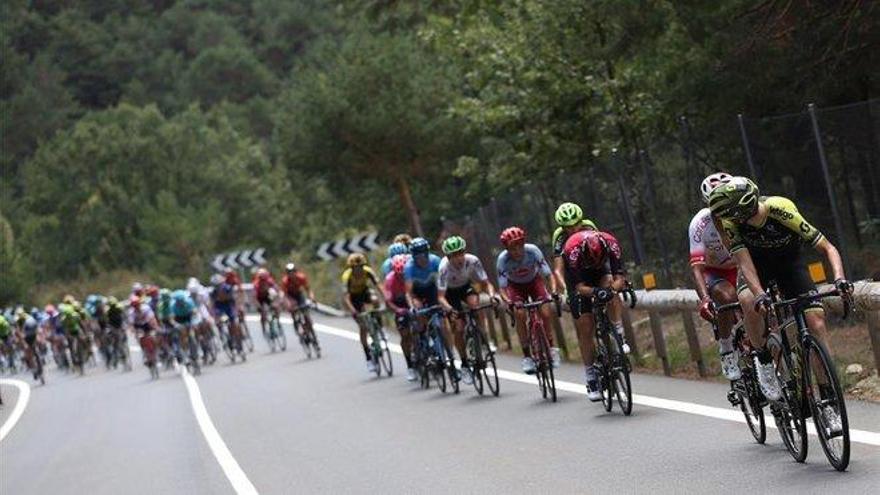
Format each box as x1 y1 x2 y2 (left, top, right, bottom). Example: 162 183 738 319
260 300 287 353
291 302 321 359
359 309 393 377
237 307 255 353
593 288 636 415
138 328 160 380
217 315 247 363
23 337 46 385
455 302 500 396
765 286 852 471
507 296 560 402
412 305 459 393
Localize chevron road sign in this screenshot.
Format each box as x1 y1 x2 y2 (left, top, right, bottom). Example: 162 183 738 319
316 232 380 261
210 248 268 272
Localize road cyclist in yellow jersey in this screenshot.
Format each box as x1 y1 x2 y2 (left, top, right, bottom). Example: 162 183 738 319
341 252 384 373
709 177 854 434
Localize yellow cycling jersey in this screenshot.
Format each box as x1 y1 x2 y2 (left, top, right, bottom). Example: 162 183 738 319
721 196 823 257
341 266 378 295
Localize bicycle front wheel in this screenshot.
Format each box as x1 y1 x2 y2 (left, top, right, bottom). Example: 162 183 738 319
613 343 633 415
803 335 850 471
379 335 393 377
737 357 766 444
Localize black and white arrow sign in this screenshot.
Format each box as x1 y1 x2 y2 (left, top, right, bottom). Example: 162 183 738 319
210 248 268 271
315 232 381 261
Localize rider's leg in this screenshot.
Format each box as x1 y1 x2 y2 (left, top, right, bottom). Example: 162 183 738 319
710 281 738 347
513 308 529 356
738 288 765 349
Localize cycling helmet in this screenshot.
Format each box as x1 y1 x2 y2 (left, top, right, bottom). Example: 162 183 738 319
159 288 171 301
107 296 119 306
441 236 466 255
146 285 159 297
564 230 607 269
285 262 296 273
387 242 408 258
131 282 143 294
699 172 733 204
347 253 367 267
257 268 270 280
708 176 760 222
63 294 76 305
172 289 189 302
410 237 430 255
30 307 40 319
210 273 224 285
391 254 409 275
186 277 201 292
224 270 238 284
499 226 526 247
393 233 412 245
44 304 57 316
554 202 583 227
129 295 141 308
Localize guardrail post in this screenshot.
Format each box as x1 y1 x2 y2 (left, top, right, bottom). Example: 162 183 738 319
868 310 880 373
621 304 638 358
499 307 513 350
680 310 707 377
483 308 499 348
551 314 569 361
648 311 671 376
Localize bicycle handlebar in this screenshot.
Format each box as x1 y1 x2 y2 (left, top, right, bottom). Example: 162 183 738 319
772 289 851 320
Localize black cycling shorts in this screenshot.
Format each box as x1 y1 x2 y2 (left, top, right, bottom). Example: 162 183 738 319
350 291 373 313
445 284 477 311
736 249 820 308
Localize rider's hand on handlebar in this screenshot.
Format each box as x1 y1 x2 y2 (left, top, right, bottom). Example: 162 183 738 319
593 287 614 304
698 297 716 322
753 292 772 314
834 278 854 297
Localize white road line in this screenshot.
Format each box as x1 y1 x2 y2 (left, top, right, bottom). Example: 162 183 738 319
0 379 31 443
275 317 880 448
177 364 259 494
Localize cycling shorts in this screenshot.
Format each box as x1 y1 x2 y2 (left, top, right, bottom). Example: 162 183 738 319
412 285 439 307
24 334 37 347
173 314 193 327
287 291 307 308
214 303 237 323
445 284 477 311
505 277 549 305
736 250 821 311
350 291 373 313
705 266 737 289
256 291 272 306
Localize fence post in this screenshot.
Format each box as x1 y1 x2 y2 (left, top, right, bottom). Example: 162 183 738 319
621 304 638 359
483 307 499 348
648 311 671 376
498 307 513 350
868 310 880 374
551 314 569 361
807 103 852 277
737 113 759 180
680 310 707 377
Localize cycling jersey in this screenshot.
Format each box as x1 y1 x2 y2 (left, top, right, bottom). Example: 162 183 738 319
496 244 551 288
106 304 125 328
59 305 82 334
212 283 236 304
128 306 155 328
381 257 393 277
252 275 277 298
171 292 196 318
438 254 488 291
562 230 625 275
404 254 442 290
0 316 10 339
383 271 408 306
342 266 379 295
551 219 598 257
688 208 734 269
22 316 38 337
720 196 823 258
281 272 309 297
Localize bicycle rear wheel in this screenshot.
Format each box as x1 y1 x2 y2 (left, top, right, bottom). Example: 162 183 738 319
612 336 633 416
536 328 556 402
483 343 500 397
379 334 393 377
803 335 849 471
767 332 808 462
736 357 766 444
468 333 484 395
596 336 613 411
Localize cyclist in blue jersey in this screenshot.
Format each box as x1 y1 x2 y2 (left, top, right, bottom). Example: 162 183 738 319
405 237 460 377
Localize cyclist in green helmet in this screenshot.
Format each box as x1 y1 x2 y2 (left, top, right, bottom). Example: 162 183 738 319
438 235 497 386
551 201 598 298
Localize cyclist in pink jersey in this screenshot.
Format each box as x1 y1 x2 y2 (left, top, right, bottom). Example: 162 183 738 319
690 172 741 380
384 254 416 381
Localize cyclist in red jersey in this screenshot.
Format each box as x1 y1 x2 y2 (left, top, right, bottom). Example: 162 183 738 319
281 262 316 336
252 268 279 332
562 229 631 401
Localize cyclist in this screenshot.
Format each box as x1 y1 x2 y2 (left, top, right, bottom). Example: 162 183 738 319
438 235 497 386
381 242 410 277
146 285 161 315
211 274 243 352
562 228 630 400
58 302 86 368
551 202 598 293
496 226 560 374
0 314 13 370
384 254 416 381
689 172 741 380
170 289 199 363
187 278 216 339
128 295 160 365
104 296 127 367
16 309 41 381
708 177 853 429
342 252 383 372
252 268 279 334
281 263 318 345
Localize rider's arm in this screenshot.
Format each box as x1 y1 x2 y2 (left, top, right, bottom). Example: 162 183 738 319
732 249 764 297
691 263 711 301
404 280 417 309
814 238 846 282
552 256 567 295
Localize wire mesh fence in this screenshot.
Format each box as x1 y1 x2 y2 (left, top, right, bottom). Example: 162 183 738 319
442 99 880 287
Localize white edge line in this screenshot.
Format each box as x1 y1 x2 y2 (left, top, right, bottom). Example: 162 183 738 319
254 316 880 448
177 364 259 494
0 378 31 443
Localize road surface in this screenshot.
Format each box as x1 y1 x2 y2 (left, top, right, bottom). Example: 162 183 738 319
2 313 879 494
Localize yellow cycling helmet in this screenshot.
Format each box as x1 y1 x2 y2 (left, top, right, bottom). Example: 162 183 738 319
346 253 367 267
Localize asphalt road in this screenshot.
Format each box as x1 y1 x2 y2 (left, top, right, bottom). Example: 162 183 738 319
2 313 879 494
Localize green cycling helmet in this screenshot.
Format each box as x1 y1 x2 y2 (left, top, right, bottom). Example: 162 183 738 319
441 235 467 255
160 288 172 300
708 177 760 222
555 202 583 227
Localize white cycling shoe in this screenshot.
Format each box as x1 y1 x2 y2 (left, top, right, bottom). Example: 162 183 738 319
521 357 537 375
720 351 742 381
366 360 377 374
406 368 418 382
585 368 602 402
461 367 474 385
550 347 561 369
754 357 781 401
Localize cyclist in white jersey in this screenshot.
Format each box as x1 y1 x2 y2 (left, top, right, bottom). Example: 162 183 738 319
689 172 740 380
438 236 498 385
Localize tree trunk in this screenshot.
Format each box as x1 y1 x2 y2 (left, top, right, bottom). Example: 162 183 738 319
395 174 424 237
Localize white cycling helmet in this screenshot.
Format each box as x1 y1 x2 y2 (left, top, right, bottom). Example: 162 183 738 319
700 172 733 204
